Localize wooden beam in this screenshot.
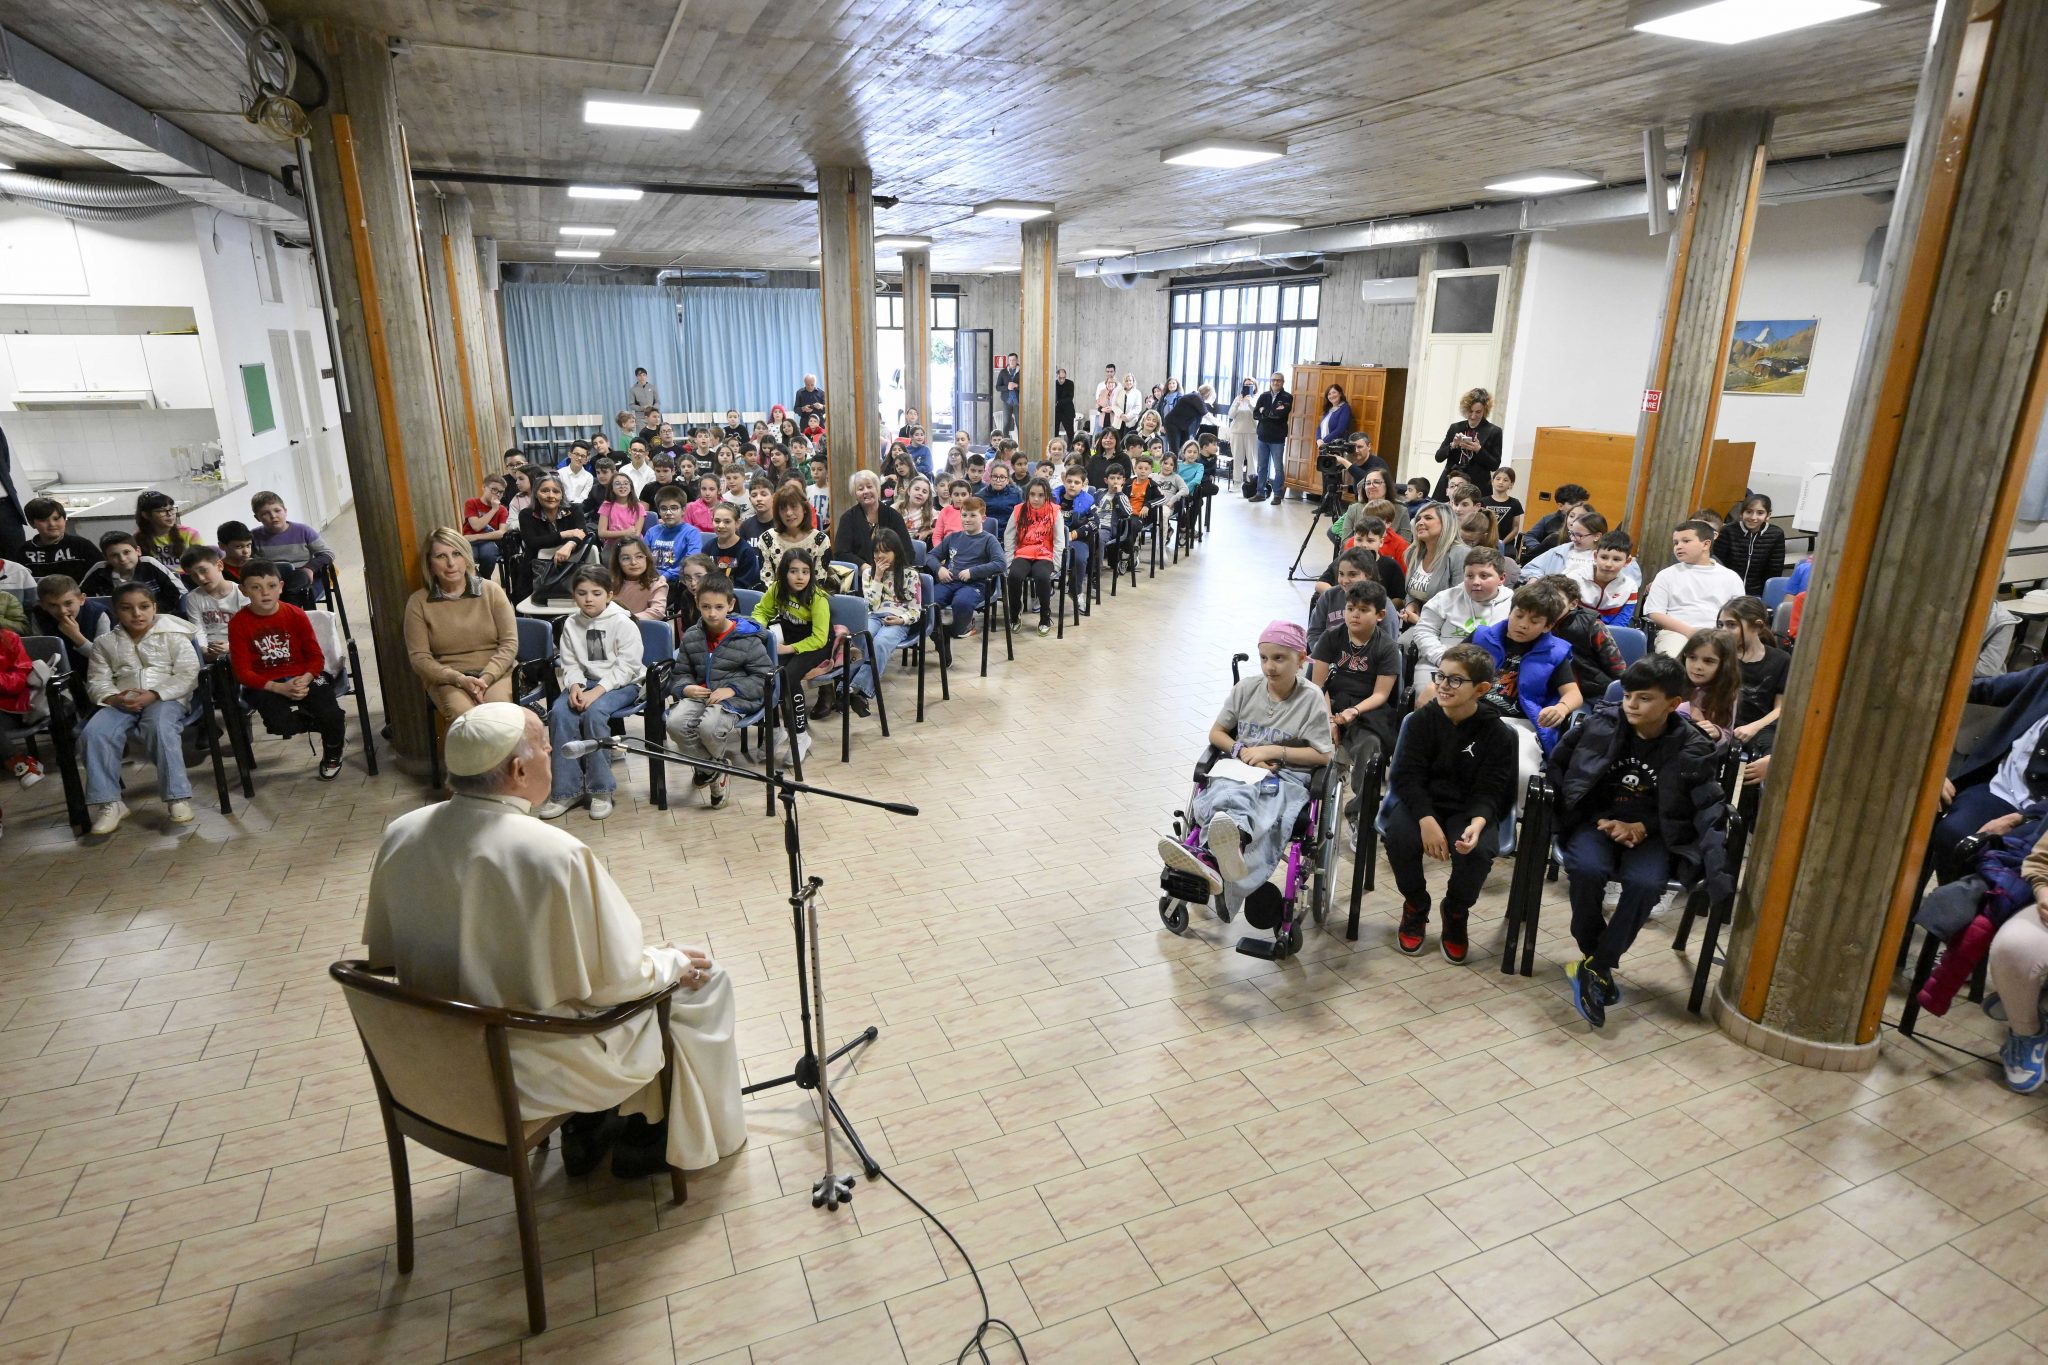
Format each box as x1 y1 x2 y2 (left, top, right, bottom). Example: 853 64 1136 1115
900 247 931 432
1625 108 1772 574
1718 0 2048 1057
1017 221 1059 463
816 165 879 518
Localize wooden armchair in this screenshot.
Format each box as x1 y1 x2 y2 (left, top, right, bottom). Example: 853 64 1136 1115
328 960 687 1335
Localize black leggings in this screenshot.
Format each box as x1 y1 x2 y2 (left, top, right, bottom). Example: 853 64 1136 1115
777 646 831 733
242 679 347 755
1006 558 1054 624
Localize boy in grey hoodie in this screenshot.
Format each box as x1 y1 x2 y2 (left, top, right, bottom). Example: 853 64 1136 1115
537 565 645 822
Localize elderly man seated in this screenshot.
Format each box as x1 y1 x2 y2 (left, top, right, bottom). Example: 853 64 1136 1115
361 702 747 1176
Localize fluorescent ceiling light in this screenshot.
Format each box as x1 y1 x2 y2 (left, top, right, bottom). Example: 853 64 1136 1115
981 263 1016 272
807 256 820 266
558 225 615 237
973 199 1054 221
0 159 12 171
1160 138 1287 169
566 184 642 201
1073 246 1134 258
1628 0 1879 43
874 234 933 249
1225 218 1301 233
554 248 600 260
582 90 702 131
1484 170 1600 194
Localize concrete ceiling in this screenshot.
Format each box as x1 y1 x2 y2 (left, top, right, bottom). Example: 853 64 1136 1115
0 0 1934 271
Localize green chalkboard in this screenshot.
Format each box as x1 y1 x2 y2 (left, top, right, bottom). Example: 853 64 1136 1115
241 363 275 436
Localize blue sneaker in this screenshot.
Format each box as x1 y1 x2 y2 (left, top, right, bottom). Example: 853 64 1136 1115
1566 957 1607 1028
2000 1030 2048 1094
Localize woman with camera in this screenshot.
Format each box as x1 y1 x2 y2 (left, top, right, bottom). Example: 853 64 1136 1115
1227 380 1258 481
1431 387 1502 500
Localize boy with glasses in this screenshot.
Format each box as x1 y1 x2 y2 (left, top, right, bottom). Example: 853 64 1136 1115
1384 643 1517 962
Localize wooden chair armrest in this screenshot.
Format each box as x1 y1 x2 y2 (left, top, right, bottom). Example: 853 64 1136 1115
330 960 685 1035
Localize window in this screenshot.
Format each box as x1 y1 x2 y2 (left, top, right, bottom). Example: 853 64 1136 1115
1167 277 1320 400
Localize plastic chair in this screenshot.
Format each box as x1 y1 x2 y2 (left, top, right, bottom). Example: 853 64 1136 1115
67 635 235 822
219 609 376 796
912 572 947 722
1609 626 1647 666
624 619 676 806
823 593 885 760
1762 576 1792 612
329 961 685 1336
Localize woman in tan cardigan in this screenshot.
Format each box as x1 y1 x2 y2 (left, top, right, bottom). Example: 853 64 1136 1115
404 528 519 717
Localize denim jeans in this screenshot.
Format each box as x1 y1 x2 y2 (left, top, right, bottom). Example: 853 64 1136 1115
666 697 746 770
548 682 640 800
849 615 917 696
473 540 502 580
1559 823 1672 973
932 580 984 636
83 695 197 805
1255 439 1286 495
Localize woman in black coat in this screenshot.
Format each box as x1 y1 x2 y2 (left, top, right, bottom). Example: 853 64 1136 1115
1053 368 1076 441
1431 387 1503 500
832 468 912 572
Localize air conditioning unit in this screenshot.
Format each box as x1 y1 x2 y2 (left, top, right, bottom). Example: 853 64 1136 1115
12 389 155 409
1793 466 1832 533
1359 276 1418 304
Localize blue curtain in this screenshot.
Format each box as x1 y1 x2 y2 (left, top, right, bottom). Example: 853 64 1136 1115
676 288 823 413
502 284 688 421
501 283 825 421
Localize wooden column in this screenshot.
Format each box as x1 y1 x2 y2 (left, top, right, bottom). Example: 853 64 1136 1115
1017 220 1059 460
816 165 879 517
475 235 514 453
900 246 931 431
294 19 455 762
445 197 507 458
1624 108 1772 576
1716 0 2048 1067
418 192 482 495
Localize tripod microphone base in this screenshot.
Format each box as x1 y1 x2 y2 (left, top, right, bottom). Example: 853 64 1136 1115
813 1171 857 1210
742 1026 885 1180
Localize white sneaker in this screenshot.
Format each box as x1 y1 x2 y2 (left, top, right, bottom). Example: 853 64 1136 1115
1648 887 1682 920
165 800 194 825
793 730 813 762
589 795 614 820
1207 815 1249 884
535 797 576 820
1158 835 1224 896
89 800 129 836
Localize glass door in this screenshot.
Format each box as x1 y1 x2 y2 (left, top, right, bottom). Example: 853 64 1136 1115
954 328 992 444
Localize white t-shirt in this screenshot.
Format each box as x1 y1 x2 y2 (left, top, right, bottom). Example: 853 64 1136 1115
1643 560 1744 632
1993 714 2048 809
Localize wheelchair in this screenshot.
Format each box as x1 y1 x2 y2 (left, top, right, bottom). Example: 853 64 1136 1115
1157 653 1344 961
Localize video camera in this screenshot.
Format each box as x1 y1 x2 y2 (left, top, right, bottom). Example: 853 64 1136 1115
1314 438 1351 474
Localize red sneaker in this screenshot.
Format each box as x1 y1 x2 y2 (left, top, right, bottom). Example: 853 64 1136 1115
1441 910 1469 965
1397 901 1428 955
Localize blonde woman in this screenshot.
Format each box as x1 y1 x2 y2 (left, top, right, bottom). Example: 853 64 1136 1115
1431 386 1502 500
403 528 520 717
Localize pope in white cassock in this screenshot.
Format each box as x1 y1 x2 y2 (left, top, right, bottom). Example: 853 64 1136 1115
361 702 748 1172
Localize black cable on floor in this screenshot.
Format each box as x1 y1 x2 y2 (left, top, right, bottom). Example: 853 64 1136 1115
1882 1016 2000 1067
871 1162 1028 1365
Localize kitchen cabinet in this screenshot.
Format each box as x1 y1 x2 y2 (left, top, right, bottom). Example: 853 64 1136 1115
73 335 149 391
142 334 211 408
6 335 82 392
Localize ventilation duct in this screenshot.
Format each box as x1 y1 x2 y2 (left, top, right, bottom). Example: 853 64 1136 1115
1098 272 1139 290
0 170 188 222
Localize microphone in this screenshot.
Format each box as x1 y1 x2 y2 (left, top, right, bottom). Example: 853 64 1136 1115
556 737 622 759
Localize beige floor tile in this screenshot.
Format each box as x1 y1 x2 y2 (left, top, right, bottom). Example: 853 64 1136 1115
1655 1241 1820 1340
1782 1112 1928 1184
800 1222 945 1318
1232 1096 1368 1171
1536 1202 1691 1294
1012 1227 1161 1326
1459 1318 1600 1364
1699 1323 1828 1363
1328 1195 1480 1288
39 1285 236 1365
1742 1205 1901 1300
1516 1133 1658 1215
588 1217 733 1315
1108 1269 1265 1365
1222 1230 1373 1332
1324 1074 1456 1143
1060 1097 1183 1167
1782 1283 1957 1364
1035 1155 1173 1239
1331 1272 1495 1363
1624 1169 1774 1254
216 1246 388 1351
1139 1127 1272 1204
525 1296 674 1365
1126 1190 1268 1283
1557 1278 1724 1364
444 1256 593 1358
1228 1160 1370 1242
1439 1234 1595 1338
1327 1128 1466 1208
0 1243 176 1344
1900 1146 2048 1223
1873 1245 2043 1350
953 1122 1084 1200
1431 1165 1573 1249
664 1259 813 1363
1959 1212 2048 1300
749 1301 905 1365
1012 1307 1134 1364
1823 1172 1979 1259
288 1291 450 1365
1707 1137 1856 1218
1417 1102 1550 1175
886 1263 1040 1365
1212 1314 1364 1364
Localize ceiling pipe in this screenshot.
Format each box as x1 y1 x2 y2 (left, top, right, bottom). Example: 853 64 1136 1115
412 167 899 209
1076 146 1903 277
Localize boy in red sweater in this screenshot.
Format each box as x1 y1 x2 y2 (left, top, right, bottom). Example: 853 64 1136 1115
229 560 347 780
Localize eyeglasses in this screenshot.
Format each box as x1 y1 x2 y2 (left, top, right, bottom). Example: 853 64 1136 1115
1432 671 1474 690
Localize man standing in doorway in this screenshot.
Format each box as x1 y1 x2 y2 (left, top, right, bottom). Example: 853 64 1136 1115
996 354 1021 436
1094 364 1119 434
1253 371 1294 505
629 367 658 411
1054 367 1076 442
794 373 827 427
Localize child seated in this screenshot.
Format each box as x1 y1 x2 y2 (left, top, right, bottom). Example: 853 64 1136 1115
1384 643 1517 961
229 560 348 781
19 497 101 580
1403 478 1433 519
1 623 55 793
1643 520 1744 657
1408 548 1512 705
180 545 248 661
751 548 833 759
249 492 334 607
1156 622 1334 913
645 488 704 581
1309 581 1398 818
215 522 255 583
1519 482 1589 558
1529 573 1627 698
666 573 774 807
931 498 1005 639
1547 655 1728 1026
1307 548 1399 657
1056 467 1097 611
80 531 183 612
82 583 204 835
1583 530 1639 626
1677 629 1742 748
706 504 763 590
537 565 645 821
31 575 110 709
606 537 669 621
1471 582 1584 798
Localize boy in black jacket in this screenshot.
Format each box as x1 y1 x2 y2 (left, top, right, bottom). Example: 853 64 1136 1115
1549 654 1727 1026
1384 643 1518 964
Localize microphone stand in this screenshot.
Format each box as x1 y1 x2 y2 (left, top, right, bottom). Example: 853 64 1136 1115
594 733 914 1210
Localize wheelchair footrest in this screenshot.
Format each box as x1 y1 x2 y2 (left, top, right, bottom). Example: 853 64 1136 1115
1160 868 1215 903
1234 935 1286 960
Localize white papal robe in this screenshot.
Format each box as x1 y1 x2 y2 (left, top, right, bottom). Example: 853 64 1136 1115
362 792 748 1170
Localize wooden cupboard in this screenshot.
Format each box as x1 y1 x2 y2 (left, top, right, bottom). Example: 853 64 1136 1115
1525 426 1755 532
1284 364 1407 496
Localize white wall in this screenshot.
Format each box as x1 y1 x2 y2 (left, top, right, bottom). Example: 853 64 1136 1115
1500 195 1889 509
0 202 346 540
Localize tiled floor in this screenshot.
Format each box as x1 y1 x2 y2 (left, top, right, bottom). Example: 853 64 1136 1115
1 496 2044 1365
